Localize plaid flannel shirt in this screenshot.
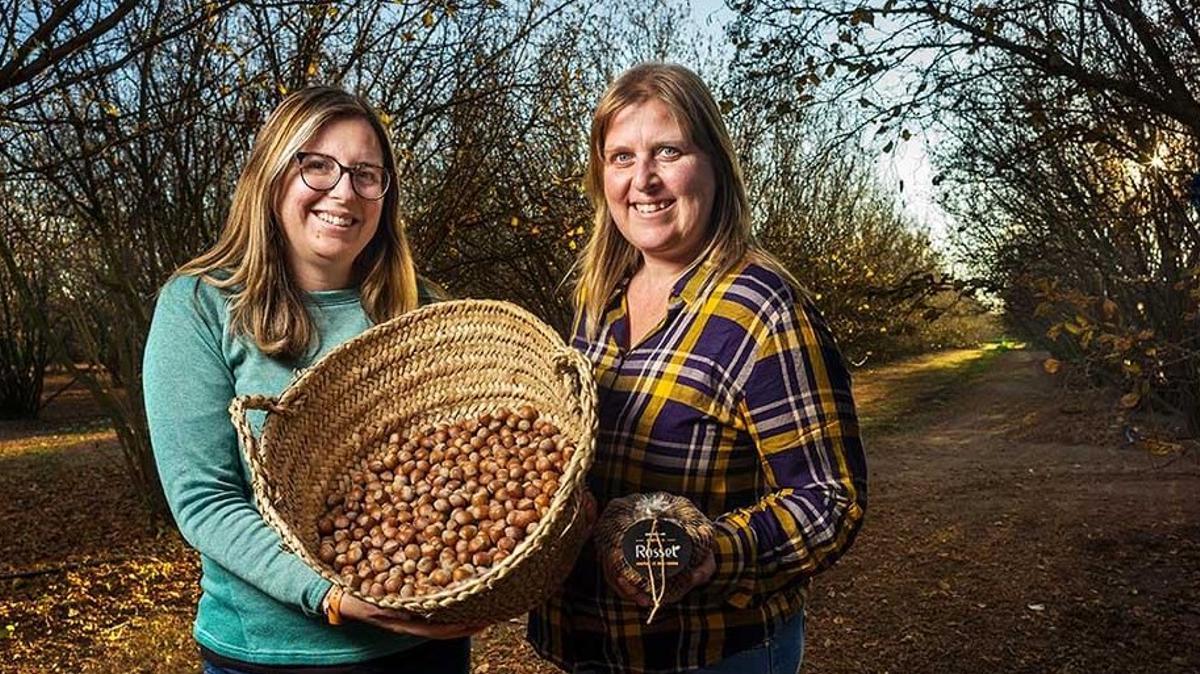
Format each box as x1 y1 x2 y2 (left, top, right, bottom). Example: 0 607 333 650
527 256 867 673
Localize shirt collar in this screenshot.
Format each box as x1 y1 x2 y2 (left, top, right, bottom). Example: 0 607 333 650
603 273 633 313
604 252 723 310
671 253 722 307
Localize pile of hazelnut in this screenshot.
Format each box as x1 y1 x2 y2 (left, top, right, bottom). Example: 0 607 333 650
315 405 575 600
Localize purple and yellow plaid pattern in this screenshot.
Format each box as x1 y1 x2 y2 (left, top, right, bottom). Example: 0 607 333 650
527 256 867 673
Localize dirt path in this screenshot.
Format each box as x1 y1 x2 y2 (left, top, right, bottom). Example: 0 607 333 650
804 349 1200 673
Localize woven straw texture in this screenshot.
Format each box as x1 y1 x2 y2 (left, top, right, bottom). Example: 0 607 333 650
228 299 596 623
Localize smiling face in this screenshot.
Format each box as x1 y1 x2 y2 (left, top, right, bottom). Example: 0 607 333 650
275 115 384 291
601 99 716 273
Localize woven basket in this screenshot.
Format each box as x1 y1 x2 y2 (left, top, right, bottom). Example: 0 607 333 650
228 299 596 623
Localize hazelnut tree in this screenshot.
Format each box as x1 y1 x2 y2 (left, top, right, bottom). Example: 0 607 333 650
732 0 1200 435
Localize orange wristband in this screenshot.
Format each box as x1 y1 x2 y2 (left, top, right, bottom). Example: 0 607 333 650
324 586 345 626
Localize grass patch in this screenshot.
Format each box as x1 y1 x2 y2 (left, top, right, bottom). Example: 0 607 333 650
854 340 1020 435
0 425 116 458
84 610 199 674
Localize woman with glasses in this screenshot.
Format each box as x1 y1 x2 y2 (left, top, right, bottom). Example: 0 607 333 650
144 86 484 673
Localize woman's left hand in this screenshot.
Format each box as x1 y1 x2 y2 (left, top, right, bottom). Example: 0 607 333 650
339 593 488 638
601 548 716 607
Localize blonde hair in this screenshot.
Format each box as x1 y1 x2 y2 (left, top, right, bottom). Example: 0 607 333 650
574 62 798 338
176 86 419 360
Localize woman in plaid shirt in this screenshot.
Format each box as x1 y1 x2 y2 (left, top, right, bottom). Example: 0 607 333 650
526 63 868 673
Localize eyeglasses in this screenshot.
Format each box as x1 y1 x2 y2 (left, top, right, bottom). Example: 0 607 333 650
294 151 390 201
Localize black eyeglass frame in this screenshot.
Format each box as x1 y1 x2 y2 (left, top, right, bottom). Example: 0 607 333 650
293 151 391 201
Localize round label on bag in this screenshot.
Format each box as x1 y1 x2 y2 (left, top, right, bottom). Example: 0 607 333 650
621 518 693 579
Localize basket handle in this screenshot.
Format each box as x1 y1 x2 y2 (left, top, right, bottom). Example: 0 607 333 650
228 395 291 488
553 349 588 408
552 347 598 495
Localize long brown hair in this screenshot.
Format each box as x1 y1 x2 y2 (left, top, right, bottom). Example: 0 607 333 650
175 86 419 360
574 63 798 338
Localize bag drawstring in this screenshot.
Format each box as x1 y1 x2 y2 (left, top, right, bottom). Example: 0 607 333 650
644 518 667 624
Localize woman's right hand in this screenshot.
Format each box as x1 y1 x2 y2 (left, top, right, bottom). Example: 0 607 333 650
338 593 488 639
581 489 599 532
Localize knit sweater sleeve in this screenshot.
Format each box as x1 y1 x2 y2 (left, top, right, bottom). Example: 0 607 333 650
143 276 331 616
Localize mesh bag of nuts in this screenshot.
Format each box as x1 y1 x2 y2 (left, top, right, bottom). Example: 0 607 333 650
229 300 596 623
593 492 714 622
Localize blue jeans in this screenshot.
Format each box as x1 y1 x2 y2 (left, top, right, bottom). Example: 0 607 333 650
694 611 805 674
200 637 470 674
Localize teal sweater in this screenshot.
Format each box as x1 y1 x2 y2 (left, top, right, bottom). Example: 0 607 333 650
144 275 427 665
